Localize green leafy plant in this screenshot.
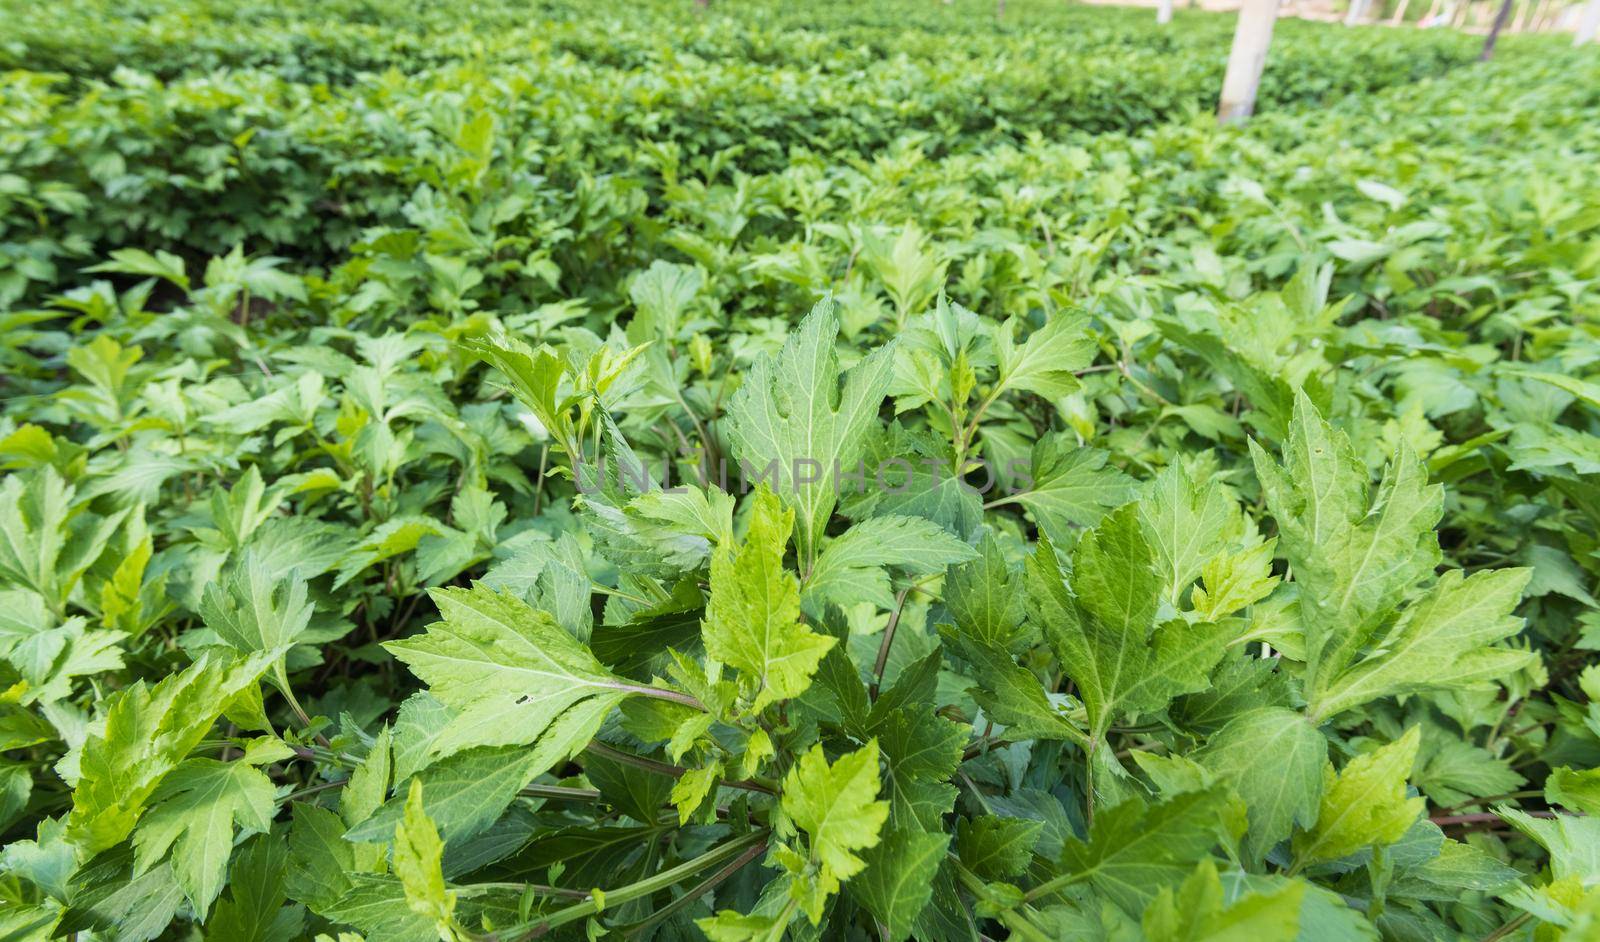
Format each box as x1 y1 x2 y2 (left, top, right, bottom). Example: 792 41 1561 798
1 1 1599 940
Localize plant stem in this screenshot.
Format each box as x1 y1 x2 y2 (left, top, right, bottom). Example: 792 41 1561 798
1480 911 1532 942
759 898 800 942
869 585 915 700
279 780 346 804
1439 790 1541 814
612 683 706 711
499 830 767 940
519 783 603 802
275 663 331 748
999 910 1055 942
469 882 593 900
1431 811 1555 827
583 742 778 795
621 838 769 939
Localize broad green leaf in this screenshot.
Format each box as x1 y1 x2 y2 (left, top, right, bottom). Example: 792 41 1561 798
1254 391 1433 697
860 222 947 323
1292 727 1424 867
462 334 577 458
1250 393 1497 720
804 514 977 612
627 260 703 343
393 780 456 941
132 758 276 916
287 804 356 914
942 532 1027 651
85 248 191 290
725 299 898 569
1006 439 1133 544
1414 735 1524 808
1137 461 1241 604
1547 767 1600 815
853 828 949 941
1196 708 1326 864
60 849 185 942
877 706 965 831
341 725 393 830
1498 807 1600 886
702 487 835 712
0 466 127 614
1391 837 1521 897
1191 539 1279 621
991 310 1095 400
956 816 1041 881
65 652 274 854
781 740 889 907
346 743 549 844
940 622 1084 743
1054 788 1232 912
1143 859 1303 941
1313 568 1534 720
385 585 635 763
202 834 301 942
200 550 314 657
1027 506 1229 741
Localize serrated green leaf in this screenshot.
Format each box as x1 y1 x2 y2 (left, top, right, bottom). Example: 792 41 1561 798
132 758 277 916
703 487 834 712
781 740 889 906
853 828 949 941
1054 788 1232 912
393 780 456 940
1007 439 1134 544
991 310 1095 400
385 584 635 763
1196 708 1326 865
804 514 976 612
1143 859 1303 942
1292 727 1424 867
1027 505 1229 741
956 816 1041 881
725 299 898 569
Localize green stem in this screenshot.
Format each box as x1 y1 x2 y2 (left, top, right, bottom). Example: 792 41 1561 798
612 683 706 711
622 838 769 939
583 742 778 795
519 783 603 802
500 830 768 940
759 897 800 942
279 780 346 804
275 662 331 749
468 882 592 900
1439 790 1541 814
1480 911 1532 942
999 910 1055 942
955 385 1004 469
869 585 915 700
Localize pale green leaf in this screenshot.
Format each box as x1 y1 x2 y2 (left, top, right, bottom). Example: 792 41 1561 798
781 740 889 899
132 759 277 915
702 487 835 711
725 300 898 568
1292 727 1424 866
385 585 634 763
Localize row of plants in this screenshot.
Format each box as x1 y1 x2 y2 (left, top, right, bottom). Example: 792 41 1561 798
2 2 1600 941
2 0 1485 86
0 0 1534 307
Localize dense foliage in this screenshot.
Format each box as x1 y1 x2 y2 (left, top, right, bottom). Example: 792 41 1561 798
2 1 1599 941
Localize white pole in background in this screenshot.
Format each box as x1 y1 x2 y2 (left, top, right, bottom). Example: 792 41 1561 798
1345 0 1370 24
1576 0 1600 44
1218 0 1280 124
1158 0 1174 25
